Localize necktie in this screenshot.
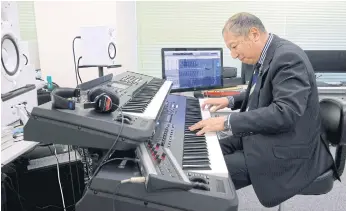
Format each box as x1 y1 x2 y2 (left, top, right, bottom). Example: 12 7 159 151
249 63 261 96
246 63 261 111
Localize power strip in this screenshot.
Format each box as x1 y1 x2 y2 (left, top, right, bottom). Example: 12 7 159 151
28 151 80 171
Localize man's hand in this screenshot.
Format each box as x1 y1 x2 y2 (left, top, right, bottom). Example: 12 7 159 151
201 97 229 112
189 116 227 136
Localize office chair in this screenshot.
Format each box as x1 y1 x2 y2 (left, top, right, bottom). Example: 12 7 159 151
278 98 346 211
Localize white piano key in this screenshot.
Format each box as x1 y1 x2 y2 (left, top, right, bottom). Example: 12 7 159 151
184 99 229 178
123 80 172 120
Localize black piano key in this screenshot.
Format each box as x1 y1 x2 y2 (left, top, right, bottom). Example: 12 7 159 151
183 155 209 160
183 159 210 165
184 149 208 153
121 78 164 113
182 165 211 170
184 152 209 157
181 97 211 170
184 150 208 155
184 145 207 150
184 133 201 137
184 142 206 145
122 104 148 108
184 140 205 144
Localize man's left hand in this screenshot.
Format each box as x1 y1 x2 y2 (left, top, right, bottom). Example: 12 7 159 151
189 116 227 136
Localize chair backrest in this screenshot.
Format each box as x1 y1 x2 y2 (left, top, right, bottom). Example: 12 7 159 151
320 98 346 177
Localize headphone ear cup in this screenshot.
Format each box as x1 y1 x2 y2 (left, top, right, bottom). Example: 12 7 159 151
87 88 120 112
101 90 119 112
87 88 103 102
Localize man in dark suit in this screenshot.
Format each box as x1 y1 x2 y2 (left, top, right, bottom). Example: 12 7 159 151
189 12 336 207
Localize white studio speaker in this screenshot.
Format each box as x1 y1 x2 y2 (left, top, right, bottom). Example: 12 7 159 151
20 41 30 67
1 21 23 94
1 65 38 126
79 26 117 67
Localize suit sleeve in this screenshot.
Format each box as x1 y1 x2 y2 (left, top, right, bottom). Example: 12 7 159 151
229 51 311 135
231 92 246 110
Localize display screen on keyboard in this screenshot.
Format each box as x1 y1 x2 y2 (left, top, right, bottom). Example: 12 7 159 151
162 48 223 92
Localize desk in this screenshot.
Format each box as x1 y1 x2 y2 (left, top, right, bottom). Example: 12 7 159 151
1 135 39 166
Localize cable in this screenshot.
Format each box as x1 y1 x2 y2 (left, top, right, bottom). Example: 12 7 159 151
3 164 20 194
2 155 76 211
112 176 146 211
3 180 75 210
50 145 66 211
2 173 24 211
24 106 31 117
85 106 124 190
79 157 141 211
72 36 81 86
77 56 83 83
120 176 146 184
68 146 76 205
74 149 82 195
54 145 67 211
82 149 90 180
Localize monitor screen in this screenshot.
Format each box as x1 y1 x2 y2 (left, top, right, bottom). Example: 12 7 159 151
305 50 346 73
161 48 223 92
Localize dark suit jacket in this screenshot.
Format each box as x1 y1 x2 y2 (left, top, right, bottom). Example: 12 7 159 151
229 34 335 207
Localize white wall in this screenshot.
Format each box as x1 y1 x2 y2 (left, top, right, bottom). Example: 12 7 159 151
34 1 137 87
136 1 346 81
116 1 137 74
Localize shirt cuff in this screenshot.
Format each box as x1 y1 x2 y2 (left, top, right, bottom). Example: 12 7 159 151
226 114 233 135
227 96 235 108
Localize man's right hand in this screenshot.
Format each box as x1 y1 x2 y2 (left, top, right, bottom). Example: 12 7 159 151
201 97 230 112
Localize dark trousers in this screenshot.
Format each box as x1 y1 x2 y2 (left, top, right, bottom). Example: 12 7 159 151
219 135 251 190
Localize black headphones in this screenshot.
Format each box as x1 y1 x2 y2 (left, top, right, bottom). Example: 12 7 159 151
83 87 120 113
51 88 80 110
51 87 119 113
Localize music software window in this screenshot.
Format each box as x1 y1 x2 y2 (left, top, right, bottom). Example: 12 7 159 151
164 51 222 90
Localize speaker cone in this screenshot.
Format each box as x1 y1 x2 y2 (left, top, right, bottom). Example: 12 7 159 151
1 34 20 76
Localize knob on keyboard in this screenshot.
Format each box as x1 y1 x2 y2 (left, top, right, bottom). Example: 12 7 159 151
192 182 210 191
189 175 208 184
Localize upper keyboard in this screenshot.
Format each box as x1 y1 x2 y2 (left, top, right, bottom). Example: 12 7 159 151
79 71 173 121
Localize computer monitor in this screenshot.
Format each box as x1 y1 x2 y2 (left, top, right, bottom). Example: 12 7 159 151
305 50 346 73
161 48 223 92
